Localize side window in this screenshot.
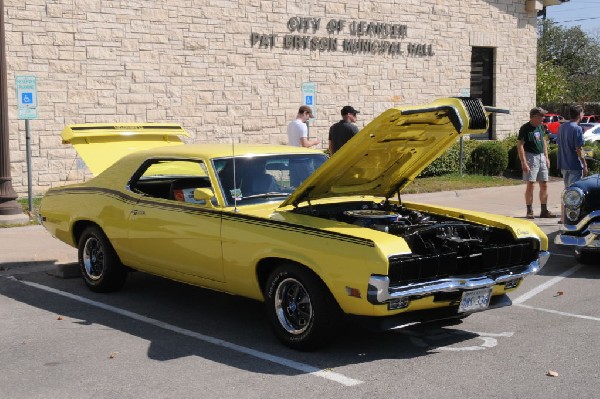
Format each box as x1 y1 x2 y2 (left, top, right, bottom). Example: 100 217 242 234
130 159 215 205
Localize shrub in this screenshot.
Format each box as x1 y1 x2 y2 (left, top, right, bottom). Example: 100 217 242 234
587 143 600 174
507 146 521 171
500 134 522 171
499 134 519 151
419 138 481 177
466 141 508 176
548 144 560 177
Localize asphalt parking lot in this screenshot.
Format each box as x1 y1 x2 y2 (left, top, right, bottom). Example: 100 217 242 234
1 227 599 398
1 181 599 398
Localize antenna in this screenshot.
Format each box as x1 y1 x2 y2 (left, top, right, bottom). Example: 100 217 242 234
232 137 238 212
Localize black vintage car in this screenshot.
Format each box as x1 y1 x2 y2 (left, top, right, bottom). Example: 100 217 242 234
556 172 600 264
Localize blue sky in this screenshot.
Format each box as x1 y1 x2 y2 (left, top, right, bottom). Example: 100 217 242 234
545 0 600 35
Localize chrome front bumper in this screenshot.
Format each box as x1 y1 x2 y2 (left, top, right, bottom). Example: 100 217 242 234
555 210 600 249
367 251 550 305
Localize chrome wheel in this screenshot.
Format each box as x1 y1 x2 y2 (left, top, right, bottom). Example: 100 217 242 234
78 226 127 292
265 264 342 350
82 236 104 281
274 277 313 335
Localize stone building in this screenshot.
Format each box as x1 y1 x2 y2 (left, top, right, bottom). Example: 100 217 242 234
4 0 558 195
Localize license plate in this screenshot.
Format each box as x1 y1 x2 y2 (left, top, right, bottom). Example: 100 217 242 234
458 288 492 313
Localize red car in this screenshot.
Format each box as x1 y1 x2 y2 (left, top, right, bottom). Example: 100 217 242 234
581 115 600 124
542 113 565 134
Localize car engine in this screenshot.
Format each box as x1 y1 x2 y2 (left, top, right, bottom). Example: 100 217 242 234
294 200 538 284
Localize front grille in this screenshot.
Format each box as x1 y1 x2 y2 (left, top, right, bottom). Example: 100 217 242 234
388 240 537 285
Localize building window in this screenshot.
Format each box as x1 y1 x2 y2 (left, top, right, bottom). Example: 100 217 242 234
470 47 495 139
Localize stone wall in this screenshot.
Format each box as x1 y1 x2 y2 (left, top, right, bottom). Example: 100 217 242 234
4 0 539 195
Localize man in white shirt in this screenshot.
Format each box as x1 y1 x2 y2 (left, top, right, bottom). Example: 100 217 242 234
287 105 320 147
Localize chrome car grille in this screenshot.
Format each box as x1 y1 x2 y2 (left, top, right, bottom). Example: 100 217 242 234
388 240 538 285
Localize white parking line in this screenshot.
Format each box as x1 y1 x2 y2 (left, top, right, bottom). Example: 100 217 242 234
7 277 363 387
512 263 584 305
516 304 600 322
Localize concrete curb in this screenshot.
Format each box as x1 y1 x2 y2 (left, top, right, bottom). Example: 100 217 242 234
0 261 80 279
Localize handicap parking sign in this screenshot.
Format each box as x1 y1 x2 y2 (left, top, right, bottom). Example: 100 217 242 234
16 76 38 120
21 92 33 104
301 82 317 118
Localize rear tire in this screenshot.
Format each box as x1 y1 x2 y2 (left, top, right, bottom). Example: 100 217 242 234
78 226 127 292
264 264 342 351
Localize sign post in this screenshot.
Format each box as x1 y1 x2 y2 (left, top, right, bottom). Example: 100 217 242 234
16 76 38 212
301 82 317 138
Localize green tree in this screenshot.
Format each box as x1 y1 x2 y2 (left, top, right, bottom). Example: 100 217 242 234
537 20 600 103
536 60 569 104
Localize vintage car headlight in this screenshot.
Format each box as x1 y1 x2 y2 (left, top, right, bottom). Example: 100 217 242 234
563 187 584 209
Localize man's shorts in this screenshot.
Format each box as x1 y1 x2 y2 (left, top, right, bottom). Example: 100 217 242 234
523 152 549 182
561 169 583 187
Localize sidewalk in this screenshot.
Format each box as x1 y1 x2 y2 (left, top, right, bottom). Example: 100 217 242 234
0 225 78 266
403 179 564 221
0 180 565 267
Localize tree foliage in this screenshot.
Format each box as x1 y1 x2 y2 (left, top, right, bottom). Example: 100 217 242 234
537 20 600 104
536 61 569 104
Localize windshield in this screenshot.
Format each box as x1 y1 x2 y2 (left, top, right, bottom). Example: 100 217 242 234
213 153 327 206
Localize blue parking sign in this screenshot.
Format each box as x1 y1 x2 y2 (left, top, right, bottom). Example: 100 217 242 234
301 82 317 118
16 76 38 120
22 92 33 104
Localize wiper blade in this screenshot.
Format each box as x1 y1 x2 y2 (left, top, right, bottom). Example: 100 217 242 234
242 192 290 200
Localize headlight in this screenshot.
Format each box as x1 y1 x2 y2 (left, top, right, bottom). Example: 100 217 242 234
563 187 584 209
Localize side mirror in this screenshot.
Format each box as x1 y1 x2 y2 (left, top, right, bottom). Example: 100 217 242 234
193 188 216 208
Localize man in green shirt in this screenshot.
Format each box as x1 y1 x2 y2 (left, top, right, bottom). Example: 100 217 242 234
517 107 555 219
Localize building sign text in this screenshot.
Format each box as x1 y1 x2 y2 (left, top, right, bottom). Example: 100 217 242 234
251 17 434 57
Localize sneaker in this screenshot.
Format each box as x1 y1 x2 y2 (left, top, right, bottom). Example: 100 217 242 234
539 210 556 218
526 211 535 219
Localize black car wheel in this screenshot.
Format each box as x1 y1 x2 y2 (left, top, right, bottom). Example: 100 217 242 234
78 226 127 292
574 248 599 265
265 264 342 351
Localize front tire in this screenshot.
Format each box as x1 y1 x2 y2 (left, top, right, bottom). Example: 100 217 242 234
264 264 342 351
78 226 127 292
574 248 598 265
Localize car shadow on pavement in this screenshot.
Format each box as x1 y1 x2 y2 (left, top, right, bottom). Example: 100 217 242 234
1 270 483 378
537 230 600 279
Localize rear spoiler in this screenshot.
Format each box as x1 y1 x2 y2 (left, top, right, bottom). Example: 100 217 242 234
61 123 190 143
60 123 191 176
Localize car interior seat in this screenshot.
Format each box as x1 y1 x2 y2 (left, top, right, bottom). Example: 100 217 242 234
169 177 211 202
241 173 279 196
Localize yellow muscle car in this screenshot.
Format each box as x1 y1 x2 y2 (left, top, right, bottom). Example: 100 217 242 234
39 98 549 350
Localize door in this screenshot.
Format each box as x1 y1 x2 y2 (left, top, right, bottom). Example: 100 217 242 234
123 158 225 282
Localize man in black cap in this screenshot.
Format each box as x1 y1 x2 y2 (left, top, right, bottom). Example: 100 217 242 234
328 105 360 155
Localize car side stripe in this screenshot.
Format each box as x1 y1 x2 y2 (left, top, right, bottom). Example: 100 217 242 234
45 187 375 247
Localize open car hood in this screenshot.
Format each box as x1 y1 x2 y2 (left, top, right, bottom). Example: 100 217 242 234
281 97 508 207
61 123 190 175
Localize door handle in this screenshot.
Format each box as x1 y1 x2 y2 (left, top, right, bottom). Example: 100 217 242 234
130 209 145 216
